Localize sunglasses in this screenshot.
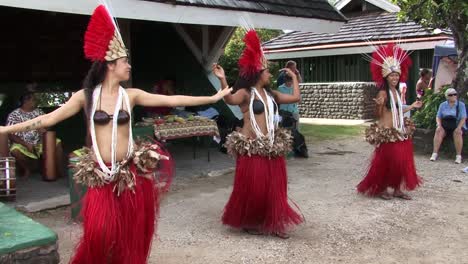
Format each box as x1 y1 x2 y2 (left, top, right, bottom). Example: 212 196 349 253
448 94 458 97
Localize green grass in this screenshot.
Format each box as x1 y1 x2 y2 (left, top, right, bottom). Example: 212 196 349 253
299 124 364 141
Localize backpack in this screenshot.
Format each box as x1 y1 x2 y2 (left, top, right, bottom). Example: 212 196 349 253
292 128 309 158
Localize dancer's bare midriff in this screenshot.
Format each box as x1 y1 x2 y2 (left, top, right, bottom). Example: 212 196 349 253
239 112 269 139
377 107 398 129
92 123 133 163
375 89 400 129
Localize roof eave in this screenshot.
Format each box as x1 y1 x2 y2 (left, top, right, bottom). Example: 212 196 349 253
335 0 400 12
0 0 346 33
264 35 451 54
146 1 347 23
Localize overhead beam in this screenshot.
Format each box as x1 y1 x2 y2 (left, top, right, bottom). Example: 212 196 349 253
0 0 344 33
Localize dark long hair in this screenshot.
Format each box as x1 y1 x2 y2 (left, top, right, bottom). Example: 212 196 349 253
81 60 115 147
82 61 112 117
233 69 274 96
383 78 401 110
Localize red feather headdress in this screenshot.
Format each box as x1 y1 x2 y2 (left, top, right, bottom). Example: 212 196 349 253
369 43 412 86
238 30 268 80
84 5 127 62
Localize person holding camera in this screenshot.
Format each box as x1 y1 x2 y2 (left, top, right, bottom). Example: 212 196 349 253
278 74 300 129
430 88 466 164
277 60 302 87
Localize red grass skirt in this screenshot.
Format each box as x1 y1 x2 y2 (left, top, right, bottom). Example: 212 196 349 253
357 139 422 196
222 155 303 234
71 146 174 264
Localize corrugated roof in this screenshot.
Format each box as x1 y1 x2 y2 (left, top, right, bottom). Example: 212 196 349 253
263 12 450 51
142 0 347 22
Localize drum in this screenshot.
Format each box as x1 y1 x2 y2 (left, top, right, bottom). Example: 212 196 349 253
42 131 57 181
0 157 16 201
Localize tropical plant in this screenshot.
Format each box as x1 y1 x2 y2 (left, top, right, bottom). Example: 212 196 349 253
412 86 450 129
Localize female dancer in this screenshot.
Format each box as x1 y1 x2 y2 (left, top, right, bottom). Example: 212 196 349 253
0 5 231 263
358 43 423 200
213 29 303 239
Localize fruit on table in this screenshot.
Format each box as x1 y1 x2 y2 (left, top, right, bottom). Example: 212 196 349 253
187 115 195 121
175 117 186 123
154 119 165 125
166 117 175 123
164 115 176 120
194 116 208 121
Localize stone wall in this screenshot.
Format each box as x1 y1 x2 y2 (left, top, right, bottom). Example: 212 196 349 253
0 243 59 264
299 82 378 120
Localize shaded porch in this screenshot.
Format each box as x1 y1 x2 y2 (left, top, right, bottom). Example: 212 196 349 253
5 142 234 213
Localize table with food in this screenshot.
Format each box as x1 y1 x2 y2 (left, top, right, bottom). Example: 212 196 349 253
134 114 220 161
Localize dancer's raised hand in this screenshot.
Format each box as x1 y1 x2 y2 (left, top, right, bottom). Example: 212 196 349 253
411 100 423 109
212 64 226 80
280 68 298 79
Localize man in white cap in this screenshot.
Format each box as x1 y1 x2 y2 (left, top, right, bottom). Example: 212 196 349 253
430 88 466 163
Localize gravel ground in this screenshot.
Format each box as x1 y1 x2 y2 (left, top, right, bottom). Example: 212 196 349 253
30 136 468 264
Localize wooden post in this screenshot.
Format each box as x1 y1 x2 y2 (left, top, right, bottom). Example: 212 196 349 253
0 133 9 157
408 51 420 105
42 131 57 181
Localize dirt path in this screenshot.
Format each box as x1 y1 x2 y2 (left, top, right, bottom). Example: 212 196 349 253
31 136 468 264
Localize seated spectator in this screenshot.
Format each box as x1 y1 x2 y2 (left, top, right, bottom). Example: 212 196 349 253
6 92 64 178
430 88 466 164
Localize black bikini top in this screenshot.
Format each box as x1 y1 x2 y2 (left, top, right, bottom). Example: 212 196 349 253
93 89 130 125
252 99 278 115
93 109 130 125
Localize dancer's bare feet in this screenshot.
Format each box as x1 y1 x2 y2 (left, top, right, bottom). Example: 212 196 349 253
393 190 412 200
379 191 393 200
243 229 290 239
274 232 290 239
243 228 262 236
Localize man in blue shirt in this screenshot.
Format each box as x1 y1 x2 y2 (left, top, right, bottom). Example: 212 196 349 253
278 74 300 129
277 60 302 87
430 88 467 164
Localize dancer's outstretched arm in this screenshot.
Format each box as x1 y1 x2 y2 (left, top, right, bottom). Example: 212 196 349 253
0 91 85 134
403 101 423 113
130 86 232 108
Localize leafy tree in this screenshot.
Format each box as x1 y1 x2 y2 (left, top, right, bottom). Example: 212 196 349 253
36 92 70 107
219 28 282 86
393 0 468 98
412 86 448 129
